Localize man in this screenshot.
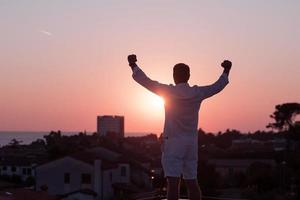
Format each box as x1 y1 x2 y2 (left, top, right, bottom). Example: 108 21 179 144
127 54 231 200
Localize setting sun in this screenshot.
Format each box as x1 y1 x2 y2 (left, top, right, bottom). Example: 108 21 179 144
136 92 165 119
152 96 165 109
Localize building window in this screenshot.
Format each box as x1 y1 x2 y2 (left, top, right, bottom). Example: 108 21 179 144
11 166 16 172
120 166 126 177
3 166 7 171
81 173 91 184
27 168 32 175
22 168 26 175
64 173 70 184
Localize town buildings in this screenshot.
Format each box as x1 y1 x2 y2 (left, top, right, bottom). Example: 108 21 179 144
35 147 152 200
0 143 47 182
207 159 276 177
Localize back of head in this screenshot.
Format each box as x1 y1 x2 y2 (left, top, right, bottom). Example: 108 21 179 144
173 63 190 85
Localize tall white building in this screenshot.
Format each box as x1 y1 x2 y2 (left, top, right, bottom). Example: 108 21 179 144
97 115 124 137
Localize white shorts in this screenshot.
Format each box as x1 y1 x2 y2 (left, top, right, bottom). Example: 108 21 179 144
161 137 198 180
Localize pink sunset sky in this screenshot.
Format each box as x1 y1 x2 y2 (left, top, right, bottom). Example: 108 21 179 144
0 1 299 135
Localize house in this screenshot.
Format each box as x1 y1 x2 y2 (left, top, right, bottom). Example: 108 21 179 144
35 148 152 200
0 142 47 182
270 138 287 151
35 156 129 200
85 147 153 189
0 157 36 181
208 159 276 177
231 138 271 152
231 138 288 152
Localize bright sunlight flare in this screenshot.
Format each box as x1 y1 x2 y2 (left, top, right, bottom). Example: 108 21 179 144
137 93 165 118
152 96 165 109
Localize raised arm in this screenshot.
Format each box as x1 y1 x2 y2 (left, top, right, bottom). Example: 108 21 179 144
128 54 169 96
197 60 232 99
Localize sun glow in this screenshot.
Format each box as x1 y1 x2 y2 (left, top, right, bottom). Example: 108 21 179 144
137 93 165 117
152 96 165 109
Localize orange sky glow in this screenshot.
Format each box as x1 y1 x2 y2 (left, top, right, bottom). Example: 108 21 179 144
0 1 299 135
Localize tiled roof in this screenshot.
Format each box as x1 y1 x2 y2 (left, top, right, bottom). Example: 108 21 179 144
69 151 118 170
36 146 152 173
0 157 36 166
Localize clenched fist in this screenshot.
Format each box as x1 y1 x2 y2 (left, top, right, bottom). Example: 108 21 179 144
221 60 232 70
221 60 232 75
128 54 137 66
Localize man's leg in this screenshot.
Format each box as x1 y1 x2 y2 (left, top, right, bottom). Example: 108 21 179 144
185 179 202 200
166 176 180 200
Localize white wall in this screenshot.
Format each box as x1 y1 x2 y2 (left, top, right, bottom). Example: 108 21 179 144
0 165 34 181
36 157 94 195
103 169 114 200
35 157 129 200
116 164 130 183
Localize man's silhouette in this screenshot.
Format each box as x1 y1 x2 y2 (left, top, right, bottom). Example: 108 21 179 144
128 54 231 200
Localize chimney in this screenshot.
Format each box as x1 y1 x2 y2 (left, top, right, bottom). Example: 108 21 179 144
94 159 102 200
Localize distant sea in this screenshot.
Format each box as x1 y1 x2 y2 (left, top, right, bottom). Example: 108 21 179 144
0 131 150 146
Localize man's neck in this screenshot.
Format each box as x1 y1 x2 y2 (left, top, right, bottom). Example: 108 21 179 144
175 82 188 85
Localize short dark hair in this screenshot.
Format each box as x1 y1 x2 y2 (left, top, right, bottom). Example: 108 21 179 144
173 63 190 84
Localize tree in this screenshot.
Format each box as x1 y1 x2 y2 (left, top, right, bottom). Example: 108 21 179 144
214 129 242 149
43 130 62 146
8 138 22 147
267 103 300 131
30 139 46 146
